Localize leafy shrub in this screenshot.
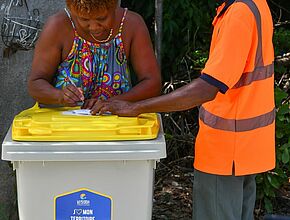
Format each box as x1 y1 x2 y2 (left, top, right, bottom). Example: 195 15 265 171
273 28 290 57
256 87 290 213
122 0 215 80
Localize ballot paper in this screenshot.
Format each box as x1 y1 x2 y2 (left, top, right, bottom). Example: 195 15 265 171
62 109 92 116
62 109 112 116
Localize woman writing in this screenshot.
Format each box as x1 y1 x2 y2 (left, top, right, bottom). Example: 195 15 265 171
28 0 161 108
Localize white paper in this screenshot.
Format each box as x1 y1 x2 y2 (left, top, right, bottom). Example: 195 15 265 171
62 109 112 116
62 109 92 116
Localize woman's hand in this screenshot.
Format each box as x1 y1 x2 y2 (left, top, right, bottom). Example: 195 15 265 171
60 85 84 106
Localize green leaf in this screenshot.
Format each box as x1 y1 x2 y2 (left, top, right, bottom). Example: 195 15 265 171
266 174 280 189
275 88 288 106
281 143 290 149
278 104 290 115
256 174 264 184
282 148 290 164
276 150 282 162
263 181 272 196
264 197 273 213
276 130 284 139
277 114 285 122
274 65 287 74
165 133 173 140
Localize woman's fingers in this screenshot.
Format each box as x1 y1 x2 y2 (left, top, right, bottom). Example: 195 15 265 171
66 85 83 101
62 85 84 106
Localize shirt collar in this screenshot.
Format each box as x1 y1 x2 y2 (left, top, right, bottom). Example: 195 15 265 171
218 0 236 17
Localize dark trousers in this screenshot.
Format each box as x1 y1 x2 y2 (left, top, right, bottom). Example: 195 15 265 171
192 169 256 220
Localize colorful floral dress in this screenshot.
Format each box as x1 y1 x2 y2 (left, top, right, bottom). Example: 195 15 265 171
53 8 131 100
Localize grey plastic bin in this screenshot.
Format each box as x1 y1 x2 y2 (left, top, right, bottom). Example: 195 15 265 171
1 117 166 220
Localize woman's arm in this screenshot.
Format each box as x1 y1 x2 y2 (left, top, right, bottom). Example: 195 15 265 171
28 12 83 106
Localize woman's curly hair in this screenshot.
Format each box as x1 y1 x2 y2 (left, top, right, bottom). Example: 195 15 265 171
66 0 117 15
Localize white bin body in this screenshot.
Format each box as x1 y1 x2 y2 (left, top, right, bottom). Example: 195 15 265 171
2 117 166 220
15 160 155 220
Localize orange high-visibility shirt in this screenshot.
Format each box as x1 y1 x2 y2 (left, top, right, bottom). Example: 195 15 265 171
195 0 275 176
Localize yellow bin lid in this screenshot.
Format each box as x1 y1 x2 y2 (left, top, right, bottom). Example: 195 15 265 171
12 104 160 141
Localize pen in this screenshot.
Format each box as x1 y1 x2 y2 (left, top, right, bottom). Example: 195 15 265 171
67 75 85 104
67 75 77 87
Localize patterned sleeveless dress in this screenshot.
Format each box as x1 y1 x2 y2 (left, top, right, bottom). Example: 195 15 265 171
53 8 131 100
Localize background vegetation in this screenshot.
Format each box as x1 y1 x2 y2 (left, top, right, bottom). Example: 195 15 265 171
122 0 290 216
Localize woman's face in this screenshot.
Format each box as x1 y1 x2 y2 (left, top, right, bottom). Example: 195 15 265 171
73 6 116 39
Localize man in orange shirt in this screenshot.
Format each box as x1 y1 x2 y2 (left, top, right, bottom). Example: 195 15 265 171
90 0 275 219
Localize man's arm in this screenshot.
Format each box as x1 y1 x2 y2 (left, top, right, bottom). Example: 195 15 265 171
91 77 219 116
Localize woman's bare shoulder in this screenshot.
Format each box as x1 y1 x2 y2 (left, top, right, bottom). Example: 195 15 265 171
124 10 147 29
121 9 150 44
36 10 73 50
42 11 72 35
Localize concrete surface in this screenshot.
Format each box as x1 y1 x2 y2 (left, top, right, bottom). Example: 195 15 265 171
0 1 65 219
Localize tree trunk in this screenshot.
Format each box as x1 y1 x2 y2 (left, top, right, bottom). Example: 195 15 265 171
155 0 163 68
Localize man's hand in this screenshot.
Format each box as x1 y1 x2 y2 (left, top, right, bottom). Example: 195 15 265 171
82 98 98 109
90 100 140 117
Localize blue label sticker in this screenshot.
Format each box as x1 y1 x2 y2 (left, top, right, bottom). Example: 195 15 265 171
54 188 112 220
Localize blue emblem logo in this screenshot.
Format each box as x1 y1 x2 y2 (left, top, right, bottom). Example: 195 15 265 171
54 188 112 220
80 193 86 200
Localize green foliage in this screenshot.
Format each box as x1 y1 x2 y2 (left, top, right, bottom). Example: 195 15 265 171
122 0 215 80
161 0 215 79
256 18 290 212
256 87 290 213
188 50 209 69
273 28 290 56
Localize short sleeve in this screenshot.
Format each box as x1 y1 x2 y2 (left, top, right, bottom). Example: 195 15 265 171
201 3 256 92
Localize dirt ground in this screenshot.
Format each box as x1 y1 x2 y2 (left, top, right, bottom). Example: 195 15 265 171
152 157 290 220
